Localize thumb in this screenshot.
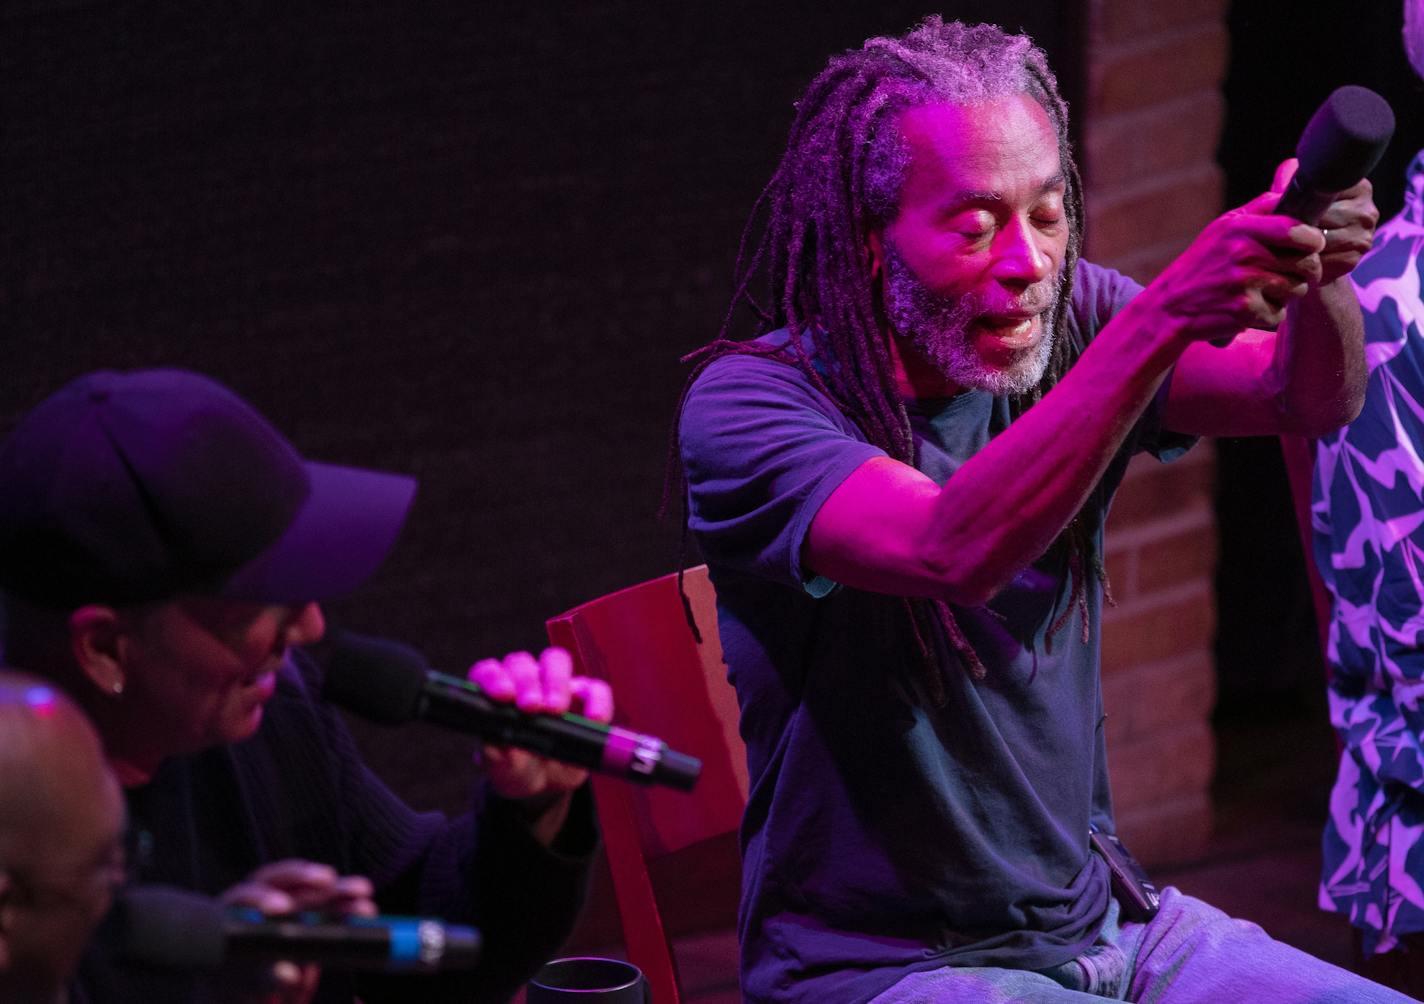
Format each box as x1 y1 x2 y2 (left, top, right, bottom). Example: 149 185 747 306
1271 156 1299 195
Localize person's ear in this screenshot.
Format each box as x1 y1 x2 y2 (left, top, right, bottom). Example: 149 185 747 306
67 606 130 699
866 228 885 282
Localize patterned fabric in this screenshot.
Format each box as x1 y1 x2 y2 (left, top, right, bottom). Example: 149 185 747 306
1313 150 1424 954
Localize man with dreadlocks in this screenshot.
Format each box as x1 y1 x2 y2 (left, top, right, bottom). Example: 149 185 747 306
676 16 1403 1004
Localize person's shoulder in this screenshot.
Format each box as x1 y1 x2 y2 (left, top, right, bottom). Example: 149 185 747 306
692 331 814 388
1067 260 1143 345
684 332 839 421
680 330 870 461
1071 260 1142 317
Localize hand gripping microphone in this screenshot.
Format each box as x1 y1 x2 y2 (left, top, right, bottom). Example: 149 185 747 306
1210 85 1393 346
115 886 481 973
321 631 702 792
1275 84 1394 225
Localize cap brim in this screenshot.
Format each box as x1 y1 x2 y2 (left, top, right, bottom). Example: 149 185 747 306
218 462 416 604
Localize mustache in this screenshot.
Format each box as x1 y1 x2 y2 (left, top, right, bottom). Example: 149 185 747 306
967 279 1059 318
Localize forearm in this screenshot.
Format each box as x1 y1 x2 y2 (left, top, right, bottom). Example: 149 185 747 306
1270 277 1366 435
811 295 1189 604
916 298 1183 603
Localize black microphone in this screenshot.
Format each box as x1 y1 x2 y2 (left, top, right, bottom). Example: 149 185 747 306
1275 84 1394 225
321 631 703 792
115 886 482 973
1210 85 1394 346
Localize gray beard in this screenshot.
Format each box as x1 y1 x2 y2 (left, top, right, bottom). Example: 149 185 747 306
881 246 1057 396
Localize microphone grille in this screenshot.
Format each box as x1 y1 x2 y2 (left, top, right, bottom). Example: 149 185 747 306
1296 85 1395 193
321 630 429 724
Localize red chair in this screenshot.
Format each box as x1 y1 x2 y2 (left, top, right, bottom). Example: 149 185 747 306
547 565 748 1004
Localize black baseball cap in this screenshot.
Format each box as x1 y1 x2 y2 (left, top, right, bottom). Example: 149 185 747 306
0 369 417 608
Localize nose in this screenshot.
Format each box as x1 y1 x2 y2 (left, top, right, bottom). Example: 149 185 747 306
992 216 1052 286
284 602 326 646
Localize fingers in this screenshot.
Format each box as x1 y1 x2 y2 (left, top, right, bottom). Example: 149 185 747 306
269 960 320 1001
1317 177 1374 220
468 647 582 716
1317 180 1379 246
223 860 374 917
538 648 573 715
1315 178 1378 284
465 647 613 804
330 875 377 918
470 652 544 710
1153 169 1374 343
243 859 338 893
220 881 296 915
1270 157 1299 196
1201 210 1325 311
572 676 615 723
1219 211 1326 255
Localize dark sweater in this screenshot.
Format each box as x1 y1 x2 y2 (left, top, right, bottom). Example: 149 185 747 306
75 650 596 1003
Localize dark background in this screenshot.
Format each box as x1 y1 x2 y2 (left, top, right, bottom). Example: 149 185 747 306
6 0 1413 811
1 2 1079 809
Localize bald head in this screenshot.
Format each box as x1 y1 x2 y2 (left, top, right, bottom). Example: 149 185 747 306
0 670 124 1003
0 673 110 849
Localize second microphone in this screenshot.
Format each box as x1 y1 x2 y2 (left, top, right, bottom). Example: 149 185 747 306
321 632 702 792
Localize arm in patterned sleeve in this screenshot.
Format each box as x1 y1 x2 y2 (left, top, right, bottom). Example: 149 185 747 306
1315 223 1424 795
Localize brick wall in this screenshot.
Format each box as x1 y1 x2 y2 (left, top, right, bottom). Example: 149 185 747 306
1082 0 1230 865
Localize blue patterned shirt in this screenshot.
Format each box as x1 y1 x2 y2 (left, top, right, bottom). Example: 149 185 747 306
1313 151 1424 954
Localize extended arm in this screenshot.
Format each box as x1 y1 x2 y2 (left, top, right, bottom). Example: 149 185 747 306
806 299 1178 605
807 191 1332 605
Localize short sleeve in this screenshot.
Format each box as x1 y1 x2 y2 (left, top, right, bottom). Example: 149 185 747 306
680 353 886 591
1072 260 1195 463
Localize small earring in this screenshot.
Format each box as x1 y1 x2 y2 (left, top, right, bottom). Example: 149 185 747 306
110 679 124 696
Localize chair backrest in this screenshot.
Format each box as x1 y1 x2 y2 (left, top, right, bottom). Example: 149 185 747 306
547 564 747 1003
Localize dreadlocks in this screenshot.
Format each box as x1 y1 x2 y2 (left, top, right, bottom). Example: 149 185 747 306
672 17 1106 700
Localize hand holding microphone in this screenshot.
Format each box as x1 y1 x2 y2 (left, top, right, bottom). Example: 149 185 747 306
1270 85 1390 289
115 883 481 976
217 859 378 1003
467 646 616 804
322 632 703 795
1155 85 1392 347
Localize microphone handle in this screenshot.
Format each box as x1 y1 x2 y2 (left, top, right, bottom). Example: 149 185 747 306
419 673 701 791
1273 174 1333 226
225 911 481 971
227 916 395 966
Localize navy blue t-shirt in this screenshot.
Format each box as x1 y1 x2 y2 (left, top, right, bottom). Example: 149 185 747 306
679 262 1192 1003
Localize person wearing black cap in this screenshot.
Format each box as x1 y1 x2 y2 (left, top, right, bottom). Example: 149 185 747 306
0 368 610 1004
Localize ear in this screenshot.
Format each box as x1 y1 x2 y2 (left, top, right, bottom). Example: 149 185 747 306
67 605 130 699
866 228 885 281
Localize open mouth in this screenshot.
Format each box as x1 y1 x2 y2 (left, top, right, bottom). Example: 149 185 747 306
974 313 1041 350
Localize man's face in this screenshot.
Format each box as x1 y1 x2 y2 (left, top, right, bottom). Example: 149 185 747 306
121 598 326 755
877 93 1069 395
3 722 126 996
